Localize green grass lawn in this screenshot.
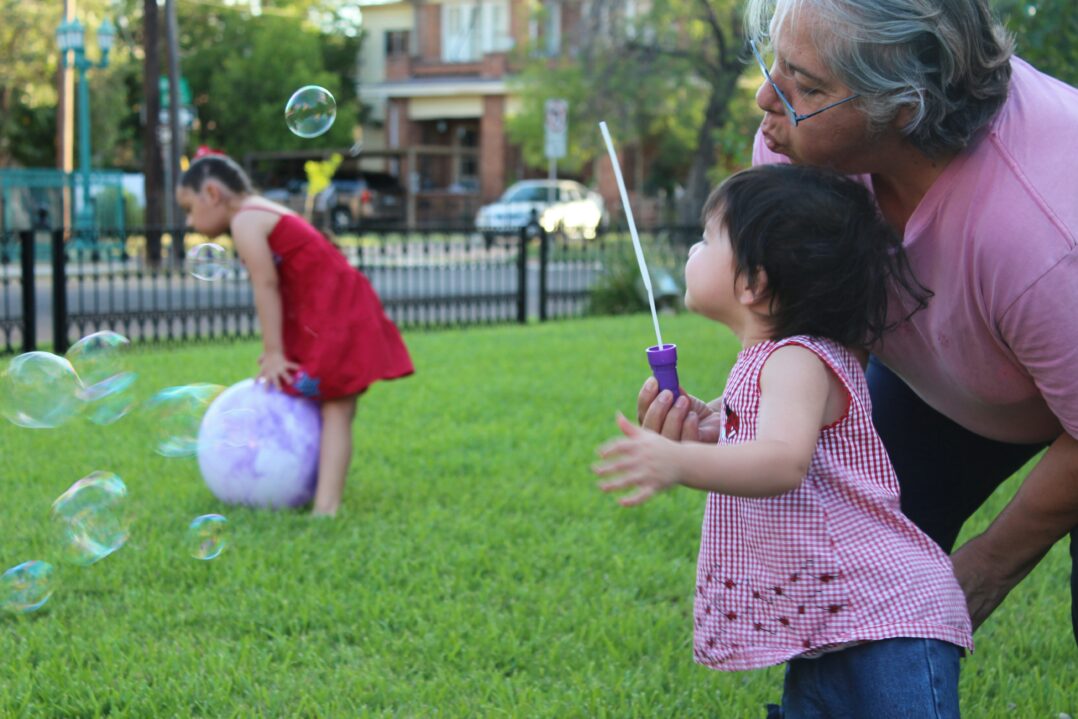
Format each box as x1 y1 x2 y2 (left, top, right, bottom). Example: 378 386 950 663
1 314 1074 717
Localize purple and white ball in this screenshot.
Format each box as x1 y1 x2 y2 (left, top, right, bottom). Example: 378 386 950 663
196 379 322 509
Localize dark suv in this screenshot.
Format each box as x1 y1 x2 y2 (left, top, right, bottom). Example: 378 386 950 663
315 172 406 232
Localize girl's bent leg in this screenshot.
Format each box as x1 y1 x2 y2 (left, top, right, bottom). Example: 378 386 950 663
311 395 358 517
782 638 961 719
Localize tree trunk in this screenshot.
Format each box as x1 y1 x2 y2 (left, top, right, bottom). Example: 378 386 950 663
142 0 164 267
676 70 739 226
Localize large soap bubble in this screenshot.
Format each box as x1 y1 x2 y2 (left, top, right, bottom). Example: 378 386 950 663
0 352 83 428
51 471 130 566
65 331 137 425
144 384 225 457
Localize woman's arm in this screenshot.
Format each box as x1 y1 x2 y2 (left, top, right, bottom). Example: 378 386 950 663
951 431 1078 630
597 345 833 505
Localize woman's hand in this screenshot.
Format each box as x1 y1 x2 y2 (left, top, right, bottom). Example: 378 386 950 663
636 377 722 443
594 413 682 506
258 349 300 390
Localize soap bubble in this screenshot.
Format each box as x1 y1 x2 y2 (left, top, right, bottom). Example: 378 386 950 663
186 243 231 281
51 471 130 566
65 331 137 425
0 560 55 614
284 86 336 138
188 514 228 560
144 384 225 457
0 352 83 428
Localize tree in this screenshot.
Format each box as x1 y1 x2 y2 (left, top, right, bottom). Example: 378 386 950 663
175 2 363 163
994 0 1078 87
508 0 752 224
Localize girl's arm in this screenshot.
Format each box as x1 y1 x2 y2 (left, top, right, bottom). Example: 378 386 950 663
231 215 299 388
595 345 835 506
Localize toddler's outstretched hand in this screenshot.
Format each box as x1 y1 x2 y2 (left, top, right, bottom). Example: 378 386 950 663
594 413 681 506
258 350 301 390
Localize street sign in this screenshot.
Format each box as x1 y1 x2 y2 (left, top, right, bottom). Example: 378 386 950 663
544 99 568 159
159 76 192 109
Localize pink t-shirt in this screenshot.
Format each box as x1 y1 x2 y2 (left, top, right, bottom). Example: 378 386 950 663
693 336 972 671
753 58 1078 443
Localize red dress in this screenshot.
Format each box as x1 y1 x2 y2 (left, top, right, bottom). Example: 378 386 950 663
249 209 413 400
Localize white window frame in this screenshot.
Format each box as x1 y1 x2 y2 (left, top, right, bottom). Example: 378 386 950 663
441 0 512 63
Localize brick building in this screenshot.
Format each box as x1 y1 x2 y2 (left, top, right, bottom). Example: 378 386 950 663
357 0 646 226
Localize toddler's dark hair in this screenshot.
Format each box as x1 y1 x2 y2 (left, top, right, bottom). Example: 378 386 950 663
702 164 931 348
180 154 253 195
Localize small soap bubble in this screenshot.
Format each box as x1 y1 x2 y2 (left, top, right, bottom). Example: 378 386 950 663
0 351 83 428
144 384 225 457
186 243 231 281
0 560 55 614
188 514 228 560
284 86 336 138
51 471 129 566
66 331 136 425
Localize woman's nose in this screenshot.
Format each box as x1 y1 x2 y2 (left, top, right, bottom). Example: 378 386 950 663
755 78 783 116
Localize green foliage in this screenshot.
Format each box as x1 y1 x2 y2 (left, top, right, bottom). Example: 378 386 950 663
506 0 751 219
588 238 685 316
180 4 362 162
995 0 1078 86
0 316 1076 715
95 186 144 228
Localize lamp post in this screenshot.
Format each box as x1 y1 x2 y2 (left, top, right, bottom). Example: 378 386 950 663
56 16 115 234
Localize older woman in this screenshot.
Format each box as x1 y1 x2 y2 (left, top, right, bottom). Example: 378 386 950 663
638 0 1078 642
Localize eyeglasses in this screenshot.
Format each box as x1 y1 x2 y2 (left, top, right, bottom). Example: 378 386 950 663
749 39 860 127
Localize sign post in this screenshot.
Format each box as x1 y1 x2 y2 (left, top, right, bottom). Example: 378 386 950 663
544 99 568 203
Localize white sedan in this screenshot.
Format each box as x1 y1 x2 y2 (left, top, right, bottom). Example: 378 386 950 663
474 180 607 241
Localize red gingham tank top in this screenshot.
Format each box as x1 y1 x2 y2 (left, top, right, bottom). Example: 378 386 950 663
693 336 973 671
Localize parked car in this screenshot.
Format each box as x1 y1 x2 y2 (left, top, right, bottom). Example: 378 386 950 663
317 172 406 232
262 172 406 232
474 180 607 242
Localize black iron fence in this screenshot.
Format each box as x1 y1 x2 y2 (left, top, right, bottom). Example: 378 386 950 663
0 221 697 355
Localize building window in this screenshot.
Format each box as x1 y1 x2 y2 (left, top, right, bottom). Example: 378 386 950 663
529 0 562 57
442 0 512 63
385 30 410 57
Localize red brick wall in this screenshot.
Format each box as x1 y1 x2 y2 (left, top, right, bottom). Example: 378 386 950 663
419 4 441 62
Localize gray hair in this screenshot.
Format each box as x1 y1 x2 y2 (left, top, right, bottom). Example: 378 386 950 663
744 0 1014 156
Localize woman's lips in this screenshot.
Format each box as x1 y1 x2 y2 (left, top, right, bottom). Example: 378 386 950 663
760 122 784 154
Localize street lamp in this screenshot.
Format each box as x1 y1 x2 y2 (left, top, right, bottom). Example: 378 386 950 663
56 16 115 234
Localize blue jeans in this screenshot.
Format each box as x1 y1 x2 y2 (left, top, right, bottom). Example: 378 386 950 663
780 638 962 718
865 359 1076 643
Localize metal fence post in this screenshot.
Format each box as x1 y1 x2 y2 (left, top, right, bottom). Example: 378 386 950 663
517 221 530 324
51 228 69 354
19 230 36 352
538 223 549 322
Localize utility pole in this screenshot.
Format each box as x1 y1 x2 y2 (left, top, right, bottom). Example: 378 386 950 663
56 0 76 230
165 0 184 261
142 0 164 266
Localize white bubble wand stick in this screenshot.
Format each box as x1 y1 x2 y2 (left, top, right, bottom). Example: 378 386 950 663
598 121 679 399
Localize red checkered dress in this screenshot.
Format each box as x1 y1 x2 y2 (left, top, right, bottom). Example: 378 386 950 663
693 336 973 671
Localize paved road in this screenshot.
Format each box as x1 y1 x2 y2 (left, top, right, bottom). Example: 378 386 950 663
1 253 602 349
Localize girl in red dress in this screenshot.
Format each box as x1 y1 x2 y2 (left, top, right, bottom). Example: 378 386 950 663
177 155 413 517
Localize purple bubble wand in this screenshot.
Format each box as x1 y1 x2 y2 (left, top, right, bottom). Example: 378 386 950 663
599 121 679 400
